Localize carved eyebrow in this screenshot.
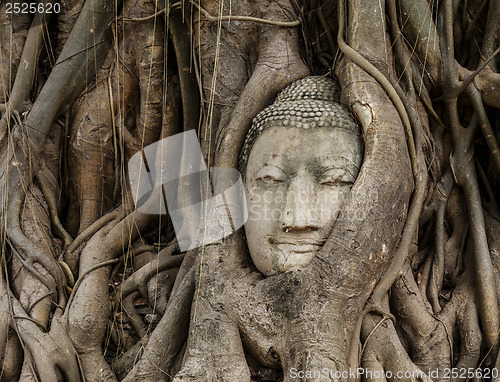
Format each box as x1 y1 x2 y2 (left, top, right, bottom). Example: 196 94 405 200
252 163 286 179
262 162 285 172
317 158 361 182
254 165 287 184
341 159 361 178
319 167 352 182
316 156 360 170
332 164 361 180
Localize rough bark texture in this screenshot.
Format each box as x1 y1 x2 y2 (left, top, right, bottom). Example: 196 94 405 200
0 0 499 381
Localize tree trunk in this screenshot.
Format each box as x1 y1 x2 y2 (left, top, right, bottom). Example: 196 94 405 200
0 0 499 381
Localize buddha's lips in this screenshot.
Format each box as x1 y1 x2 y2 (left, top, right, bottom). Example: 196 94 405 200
268 236 325 253
276 243 321 253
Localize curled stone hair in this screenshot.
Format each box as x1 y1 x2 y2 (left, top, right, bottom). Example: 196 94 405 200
239 76 361 176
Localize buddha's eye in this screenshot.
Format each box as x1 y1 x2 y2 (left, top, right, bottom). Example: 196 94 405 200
255 165 286 184
319 168 354 186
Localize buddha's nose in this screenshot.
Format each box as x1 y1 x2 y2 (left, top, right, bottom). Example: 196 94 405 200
280 172 320 232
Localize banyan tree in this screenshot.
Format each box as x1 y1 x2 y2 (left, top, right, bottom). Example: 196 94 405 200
0 0 499 381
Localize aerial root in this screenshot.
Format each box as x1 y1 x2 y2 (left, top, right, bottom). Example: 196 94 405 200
122 292 148 338
36 170 73 248
11 299 81 382
122 266 195 381
7 186 67 305
119 244 182 299
63 207 125 273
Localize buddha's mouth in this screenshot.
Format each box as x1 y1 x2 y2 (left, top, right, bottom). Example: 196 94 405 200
276 243 321 253
268 236 325 254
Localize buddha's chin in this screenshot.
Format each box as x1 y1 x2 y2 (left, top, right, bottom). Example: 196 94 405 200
253 248 317 277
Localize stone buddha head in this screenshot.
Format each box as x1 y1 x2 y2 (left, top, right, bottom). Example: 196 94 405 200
240 76 363 277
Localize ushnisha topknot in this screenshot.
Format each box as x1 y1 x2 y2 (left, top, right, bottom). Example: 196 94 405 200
239 76 360 176
274 75 341 104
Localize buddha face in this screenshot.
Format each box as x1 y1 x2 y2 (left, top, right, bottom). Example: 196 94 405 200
244 125 362 276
